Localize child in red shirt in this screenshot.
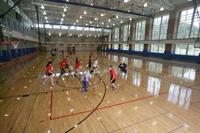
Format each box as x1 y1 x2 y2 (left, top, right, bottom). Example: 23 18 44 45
44 61 54 86
75 57 81 76
59 58 66 78
109 65 117 90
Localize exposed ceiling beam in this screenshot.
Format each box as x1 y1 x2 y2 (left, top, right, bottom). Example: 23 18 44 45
44 23 112 29
44 0 153 18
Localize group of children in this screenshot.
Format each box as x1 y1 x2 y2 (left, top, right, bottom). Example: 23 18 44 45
44 50 128 93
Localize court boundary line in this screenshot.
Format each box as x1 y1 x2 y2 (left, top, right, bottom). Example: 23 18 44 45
49 88 168 120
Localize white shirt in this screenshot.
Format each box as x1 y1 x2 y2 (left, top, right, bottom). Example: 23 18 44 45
93 60 98 67
82 71 92 81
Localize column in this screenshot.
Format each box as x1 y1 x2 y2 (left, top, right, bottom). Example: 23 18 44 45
165 10 177 54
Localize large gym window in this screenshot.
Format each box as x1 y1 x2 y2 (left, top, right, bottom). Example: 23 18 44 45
135 20 146 40
150 44 165 53
175 44 200 56
134 43 144 52
113 44 119 50
122 44 129 50
122 25 130 50
114 27 119 42
113 27 119 50
152 15 169 40
177 7 200 39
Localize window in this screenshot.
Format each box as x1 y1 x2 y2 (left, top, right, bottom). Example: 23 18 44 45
175 44 200 56
134 43 144 51
191 7 200 38
150 44 165 53
177 7 200 39
123 24 130 42
113 44 119 50
177 8 194 38
122 25 130 51
135 20 146 40
122 44 129 50
114 27 119 42
152 15 169 40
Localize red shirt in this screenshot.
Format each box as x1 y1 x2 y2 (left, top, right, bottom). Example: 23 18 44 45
46 64 53 74
59 61 66 69
109 68 117 80
63 59 69 66
75 61 81 69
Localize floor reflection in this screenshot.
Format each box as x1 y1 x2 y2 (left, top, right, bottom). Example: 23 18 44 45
171 66 196 81
167 83 192 110
112 55 118 62
120 56 129 64
147 76 161 96
132 71 141 87
148 61 163 74
132 59 143 69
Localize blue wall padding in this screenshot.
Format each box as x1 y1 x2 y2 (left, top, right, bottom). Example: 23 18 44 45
104 49 200 63
0 47 38 62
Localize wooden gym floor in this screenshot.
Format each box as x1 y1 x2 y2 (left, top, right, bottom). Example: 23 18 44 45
0 52 200 133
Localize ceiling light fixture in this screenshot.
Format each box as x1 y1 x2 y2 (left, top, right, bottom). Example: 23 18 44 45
116 15 119 19
43 11 46 15
84 11 87 15
45 16 48 20
108 19 111 22
160 7 164 11
95 17 98 21
144 3 148 7
41 5 45 9
62 14 65 17
101 13 105 17
90 21 93 24
76 20 79 23
124 0 129 3
64 8 67 12
129 18 132 21
80 16 82 19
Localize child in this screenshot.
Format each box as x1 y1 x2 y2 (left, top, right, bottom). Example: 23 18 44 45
75 57 81 76
81 70 94 92
93 57 99 74
109 65 117 90
118 62 128 80
88 55 92 69
59 58 66 78
44 61 54 86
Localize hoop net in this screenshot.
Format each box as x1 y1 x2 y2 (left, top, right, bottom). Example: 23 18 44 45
11 41 19 49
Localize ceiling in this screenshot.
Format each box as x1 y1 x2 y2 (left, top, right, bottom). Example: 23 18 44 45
19 0 191 30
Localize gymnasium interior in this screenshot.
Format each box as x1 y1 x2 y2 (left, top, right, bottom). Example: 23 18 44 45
0 0 200 133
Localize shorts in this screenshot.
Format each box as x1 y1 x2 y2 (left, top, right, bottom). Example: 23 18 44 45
110 77 116 83
46 73 53 76
60 68 65 75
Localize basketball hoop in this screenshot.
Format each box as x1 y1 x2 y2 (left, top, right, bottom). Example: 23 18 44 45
11 41 19 49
